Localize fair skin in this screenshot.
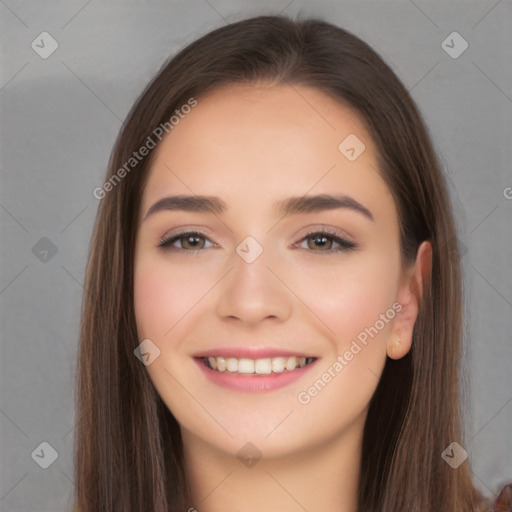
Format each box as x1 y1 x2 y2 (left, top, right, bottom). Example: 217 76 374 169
134 82 431 512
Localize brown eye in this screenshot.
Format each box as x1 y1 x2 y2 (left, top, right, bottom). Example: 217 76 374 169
298 231 356 253
179 234 206 250
158 231 212 251
307 233 333 250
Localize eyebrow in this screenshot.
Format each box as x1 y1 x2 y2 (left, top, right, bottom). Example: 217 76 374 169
143 193 374 221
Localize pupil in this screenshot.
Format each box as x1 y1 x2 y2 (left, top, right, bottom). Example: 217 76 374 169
186 236 201 248
312 235 330 249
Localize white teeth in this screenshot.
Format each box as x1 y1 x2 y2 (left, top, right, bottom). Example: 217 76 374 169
204 355 314 374
254 358 272 374
272 357 286 373
227 358 238 372
285 357 297 371
238 358 255 374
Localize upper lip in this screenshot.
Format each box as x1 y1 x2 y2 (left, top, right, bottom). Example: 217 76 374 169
193 347 316 359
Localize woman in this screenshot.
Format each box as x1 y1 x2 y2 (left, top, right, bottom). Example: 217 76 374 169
73 14 511 512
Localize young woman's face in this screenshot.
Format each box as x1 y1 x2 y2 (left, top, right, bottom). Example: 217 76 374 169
134 83 408 459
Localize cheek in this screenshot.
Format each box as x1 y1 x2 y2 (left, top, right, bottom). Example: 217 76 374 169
133 256 205 340
292 251 400 351
292 258 399 430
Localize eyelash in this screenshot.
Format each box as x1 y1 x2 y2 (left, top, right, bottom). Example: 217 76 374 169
157 229 356 255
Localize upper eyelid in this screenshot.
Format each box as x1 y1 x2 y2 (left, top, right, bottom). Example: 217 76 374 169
159 230 215 247
159 229 355 249
160 223 353 239
159 228 349 241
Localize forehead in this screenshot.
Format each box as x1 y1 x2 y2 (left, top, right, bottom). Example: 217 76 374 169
140 82 394 223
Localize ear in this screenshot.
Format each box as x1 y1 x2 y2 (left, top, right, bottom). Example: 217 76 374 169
387 240 432 360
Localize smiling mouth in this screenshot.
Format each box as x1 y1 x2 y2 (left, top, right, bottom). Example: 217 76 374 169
200 356 317 375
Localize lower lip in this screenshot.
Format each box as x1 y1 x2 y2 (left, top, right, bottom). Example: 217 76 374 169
194 358 317 392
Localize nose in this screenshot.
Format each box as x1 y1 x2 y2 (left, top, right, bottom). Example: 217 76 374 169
215 242 293 327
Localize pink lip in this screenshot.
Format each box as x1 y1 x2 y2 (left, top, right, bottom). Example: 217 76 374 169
193 357 317 393
193 347 314 359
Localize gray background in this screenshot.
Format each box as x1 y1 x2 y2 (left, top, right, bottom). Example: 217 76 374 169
1 0 511 510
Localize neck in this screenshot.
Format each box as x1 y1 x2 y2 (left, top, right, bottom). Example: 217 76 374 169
181 421 363 512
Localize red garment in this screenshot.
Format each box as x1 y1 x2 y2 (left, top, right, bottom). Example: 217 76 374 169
492 484 512 511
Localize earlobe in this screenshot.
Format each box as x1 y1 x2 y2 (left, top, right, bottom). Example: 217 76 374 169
386 241 432 360
387 336 405 360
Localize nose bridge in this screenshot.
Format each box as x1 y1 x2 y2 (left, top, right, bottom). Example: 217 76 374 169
215 234 292 324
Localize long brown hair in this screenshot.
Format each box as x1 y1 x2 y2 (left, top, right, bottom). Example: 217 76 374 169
73 14 490 511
